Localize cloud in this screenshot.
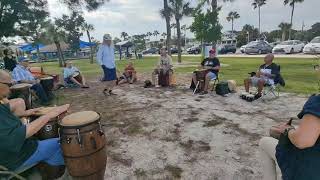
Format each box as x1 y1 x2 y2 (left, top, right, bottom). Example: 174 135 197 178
47 0 319 42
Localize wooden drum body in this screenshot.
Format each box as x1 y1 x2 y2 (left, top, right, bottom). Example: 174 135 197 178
195 70 208 91
10 83 32 109
40 76 54 92
59 111 107 180
73 72 83 84
158 69 170 87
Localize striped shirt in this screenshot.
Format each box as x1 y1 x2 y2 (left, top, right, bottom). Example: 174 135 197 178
12 65 35 82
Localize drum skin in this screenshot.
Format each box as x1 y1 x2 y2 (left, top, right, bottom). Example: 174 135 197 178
158 70 170 87
59 119 107 179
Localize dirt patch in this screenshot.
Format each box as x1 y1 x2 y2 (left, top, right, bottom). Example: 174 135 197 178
164 165 183 179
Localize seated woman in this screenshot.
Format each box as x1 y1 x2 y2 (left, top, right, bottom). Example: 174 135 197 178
259 94 320 180
152 47 173 87
118 62 137 85
63 61 89 88
0 70 70 177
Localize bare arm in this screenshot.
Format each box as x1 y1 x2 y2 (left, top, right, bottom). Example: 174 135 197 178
288 114 320 149
25 104 70 138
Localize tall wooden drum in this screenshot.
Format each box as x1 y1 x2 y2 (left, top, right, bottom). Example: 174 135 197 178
59 111 107 180
10 83 32 109
40 76 54 93
73 72 83 84
158 69 170 87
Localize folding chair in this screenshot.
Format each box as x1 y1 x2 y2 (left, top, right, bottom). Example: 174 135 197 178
210 76 220 91
263 65 285 98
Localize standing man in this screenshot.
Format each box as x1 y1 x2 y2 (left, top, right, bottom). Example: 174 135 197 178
152 47 173 86
97 34 117 96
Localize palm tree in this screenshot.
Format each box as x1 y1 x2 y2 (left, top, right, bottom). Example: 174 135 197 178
284 0 304 40
252 0 267 35
81 23 95 64
181 24 187 47
197 0 235 12
146 32 153 41
153 30 160 41
161 0 173 55
279 22 292 41
169 0 193 63
161 32 167 40
170 23 177 37
226 11 240 35
120 32 129 41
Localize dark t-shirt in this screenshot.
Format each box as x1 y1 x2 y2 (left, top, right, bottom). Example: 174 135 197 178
259 63 279 79
276 95 320 180
201 57 220 75
0 103 37 170
3 56 17 71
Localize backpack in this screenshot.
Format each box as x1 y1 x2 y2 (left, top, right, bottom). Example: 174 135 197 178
215 81 230 96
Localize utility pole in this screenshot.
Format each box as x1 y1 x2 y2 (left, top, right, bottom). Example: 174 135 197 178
301 21 305 32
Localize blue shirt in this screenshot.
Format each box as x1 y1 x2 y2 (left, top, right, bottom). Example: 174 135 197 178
96 44 116 68
12 65 35 82
276 94 320 180
63 66 79 79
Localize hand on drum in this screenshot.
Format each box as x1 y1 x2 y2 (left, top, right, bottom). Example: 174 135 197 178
269 122 293 139
45 104 70 121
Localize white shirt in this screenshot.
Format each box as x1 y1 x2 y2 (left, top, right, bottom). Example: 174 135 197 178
260 67 274 85
96 44 116 68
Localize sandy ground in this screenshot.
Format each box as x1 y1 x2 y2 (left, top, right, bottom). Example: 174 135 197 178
57 74 308 180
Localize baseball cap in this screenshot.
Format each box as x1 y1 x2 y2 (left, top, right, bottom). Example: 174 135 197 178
209 48 216 54
103 34 112 41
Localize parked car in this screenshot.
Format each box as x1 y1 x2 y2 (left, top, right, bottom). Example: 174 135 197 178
269 42 281 48
218 44 236 54
170 47 181 54
272 40 305 54
303 36 320 54
142 47 159 55
187 46 201 54
244 41 272 54
240 45 246 53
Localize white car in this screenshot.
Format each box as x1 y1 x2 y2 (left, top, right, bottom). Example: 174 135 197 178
272 40 305 54
303 36 320 54
240 45 246 53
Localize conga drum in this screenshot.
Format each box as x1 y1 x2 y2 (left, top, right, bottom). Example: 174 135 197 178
73 72 83 84
10 83 32 109
158 69 170 87
30 107 59 140
59 111 107 180
40 76 54 93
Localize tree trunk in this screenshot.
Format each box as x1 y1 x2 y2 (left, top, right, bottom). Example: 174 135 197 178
289 3 295 40
282 31 286 41
164 0 172 55
36 45 41 63
55 41 65 67
258 6 261 35
176 19 182 63
87 30 94 64
232 19 234 35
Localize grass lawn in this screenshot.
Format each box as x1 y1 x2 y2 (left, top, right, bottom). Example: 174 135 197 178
33 56 319 94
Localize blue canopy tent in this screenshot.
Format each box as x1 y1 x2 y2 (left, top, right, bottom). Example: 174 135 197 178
19 43 45 60
79 40 95 48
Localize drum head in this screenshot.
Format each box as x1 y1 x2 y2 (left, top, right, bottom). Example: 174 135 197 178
10 83 32 89
41 76 53 80
60 111 100 127
73 72 80 77
34 107 57 116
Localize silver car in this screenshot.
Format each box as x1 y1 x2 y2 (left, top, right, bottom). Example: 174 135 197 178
244 41 272 54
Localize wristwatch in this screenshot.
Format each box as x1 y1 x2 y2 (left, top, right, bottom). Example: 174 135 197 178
283 127 295 137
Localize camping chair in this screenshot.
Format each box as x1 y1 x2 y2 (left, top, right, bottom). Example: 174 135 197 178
193 75 219 94
210 75 220 91
263 65 285 98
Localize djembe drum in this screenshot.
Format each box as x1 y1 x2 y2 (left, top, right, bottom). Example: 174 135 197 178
30 107 60 140
73 72 83 84
59 111 107 180
158 69 170 87
40 76 54 93
10 83 32 109
194 69 209 92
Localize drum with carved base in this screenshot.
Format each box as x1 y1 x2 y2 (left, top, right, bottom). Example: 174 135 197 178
158 69 170 87
59 111 107 180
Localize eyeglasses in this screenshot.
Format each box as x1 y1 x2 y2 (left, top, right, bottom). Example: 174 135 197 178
0 82 12 87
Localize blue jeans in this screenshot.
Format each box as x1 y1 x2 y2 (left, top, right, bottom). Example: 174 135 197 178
19 138 64 169
207 72 217 80
101 65 117 81
31 83 49 103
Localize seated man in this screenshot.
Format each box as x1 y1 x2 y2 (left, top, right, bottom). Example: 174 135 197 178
191 49 220 94
63 60 89 88
244 54 279 100
12 57 52 105
0 70 70 177
152 47 173 87
259 94 320 180
118 62 137 85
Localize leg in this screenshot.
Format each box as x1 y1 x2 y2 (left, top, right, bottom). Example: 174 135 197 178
259 137 280 180
152 69 159 85
31 83 49 104
192 73 197 86
257 79 266 96
20 138 64 168
132 72 137 82
203 72 216 92
80 75 87 86
244 78 251 93
69 77 83 87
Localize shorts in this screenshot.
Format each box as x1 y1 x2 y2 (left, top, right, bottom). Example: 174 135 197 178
207 72 217 80
102 66 117 81
250 77 274 87
18 138 64 170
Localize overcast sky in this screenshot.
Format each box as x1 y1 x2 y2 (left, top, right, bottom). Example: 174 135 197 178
48 0 320 42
